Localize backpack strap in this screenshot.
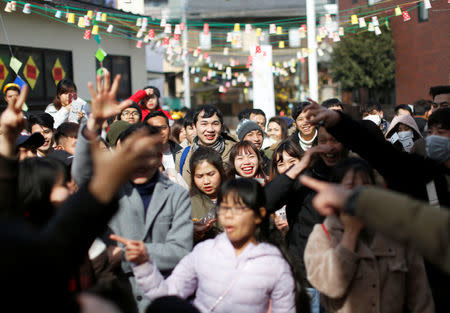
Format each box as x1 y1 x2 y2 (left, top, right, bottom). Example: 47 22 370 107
179 146 191 174
321 224 331 240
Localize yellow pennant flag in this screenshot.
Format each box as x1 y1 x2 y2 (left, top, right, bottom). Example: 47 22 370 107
234 23 240 32
351 15 358 25
395 6 402 16
278 41 285 48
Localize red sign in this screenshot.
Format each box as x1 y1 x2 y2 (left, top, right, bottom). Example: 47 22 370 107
26 65 36 80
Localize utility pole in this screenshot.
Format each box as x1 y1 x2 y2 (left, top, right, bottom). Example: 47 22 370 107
306 0 318 101
182 0 191 108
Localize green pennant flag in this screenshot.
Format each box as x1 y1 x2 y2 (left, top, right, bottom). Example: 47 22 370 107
94 34 101 44
95 48 107 62
96 68 104 77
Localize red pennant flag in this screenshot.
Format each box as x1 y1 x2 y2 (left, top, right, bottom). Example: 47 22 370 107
255 45 261 54
136 40 143 48
148 29 155 39
163 37 170 45
402 11 411 22
174 34 180 41
203 23 209 35
83 30 91 40
204 52 209 59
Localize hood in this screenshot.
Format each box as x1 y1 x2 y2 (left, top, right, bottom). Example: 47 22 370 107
385 114 423 139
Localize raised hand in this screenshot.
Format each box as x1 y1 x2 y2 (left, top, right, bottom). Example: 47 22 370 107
88 127 163 204
299 175 352 216
284 144 333 179
87 69 131 131
0 84 28 157
303 97 340 128
110 234 150 265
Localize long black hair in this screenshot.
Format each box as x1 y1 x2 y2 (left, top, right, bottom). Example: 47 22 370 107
270 139 304 180
217 178 310 313
18 157 68 228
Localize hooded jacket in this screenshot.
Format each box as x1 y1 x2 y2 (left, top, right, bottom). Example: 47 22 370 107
304 214 434 313
385 114 422 140
132 233 296 313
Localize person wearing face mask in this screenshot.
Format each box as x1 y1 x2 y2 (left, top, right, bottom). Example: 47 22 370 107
360 99 389 134
385 114 422 153
302 102 450 312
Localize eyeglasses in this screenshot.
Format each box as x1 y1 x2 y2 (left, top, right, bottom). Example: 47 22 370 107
121 111 140 117
217 205 250 216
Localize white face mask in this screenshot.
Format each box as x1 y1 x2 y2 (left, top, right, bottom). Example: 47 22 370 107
426 135 450 163
397 131 414 152
363 114 381 126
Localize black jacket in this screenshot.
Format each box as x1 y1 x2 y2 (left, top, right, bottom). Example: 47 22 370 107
328 112 450 207
0 155 119 313
264 158 330 284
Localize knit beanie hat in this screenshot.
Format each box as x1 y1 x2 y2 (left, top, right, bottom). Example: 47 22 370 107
107 120 130 147
236 119 263 141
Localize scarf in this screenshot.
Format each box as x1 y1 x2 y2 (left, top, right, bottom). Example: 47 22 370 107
192 135 226 154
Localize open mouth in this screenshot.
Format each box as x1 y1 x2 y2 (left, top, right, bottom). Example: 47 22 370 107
204 134 215 141
240 166 254 175
224 226 234 233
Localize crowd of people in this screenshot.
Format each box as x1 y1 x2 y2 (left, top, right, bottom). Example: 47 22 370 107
0 71 449 313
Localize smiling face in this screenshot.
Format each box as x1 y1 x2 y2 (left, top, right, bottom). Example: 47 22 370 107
267 121 282 142
234 147 259 178
295 111 314 137
317 127 346 167
243 130 263 151
276 151 300 174
218 192 262 251
195 111 222 146
31 124 54 155
193 160 222 199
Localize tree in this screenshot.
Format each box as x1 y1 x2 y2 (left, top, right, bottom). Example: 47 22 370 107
330 27 395 93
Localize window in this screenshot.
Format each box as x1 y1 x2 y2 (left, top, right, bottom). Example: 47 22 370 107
96 55 131 100
0 44 73 108
418 2 429 22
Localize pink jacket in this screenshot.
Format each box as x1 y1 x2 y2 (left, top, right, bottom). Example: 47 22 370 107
133 233 296 313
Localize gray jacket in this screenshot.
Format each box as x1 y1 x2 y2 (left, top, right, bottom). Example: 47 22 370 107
72 128 193 312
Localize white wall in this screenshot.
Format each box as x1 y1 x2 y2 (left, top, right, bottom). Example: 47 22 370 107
0 11 146 100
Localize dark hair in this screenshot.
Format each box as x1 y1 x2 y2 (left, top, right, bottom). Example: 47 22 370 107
291 102 310 120
86 280 138 313
171 118 184 144
360 99 381 115
18 157 67 228
413 99 432 116
144 110 169 126
193 104 224 126
146 296 200 313
183 110 195 128
117 123 160 144
54 79 77 110
238 108 252 121
218 178 309 313
267 116 288 140
250 108 266 119
322 98 343 110
429 85 450 99
54 122 79 145
394 104 413 115
428 108 450 130
189 146 226 197
28 113 55 131
4 85 20 94
331 158 375 186
270 139 304 180
117 103 142 123
229 141 266 179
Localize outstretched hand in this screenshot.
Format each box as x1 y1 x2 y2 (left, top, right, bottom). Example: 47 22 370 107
0 84 28 157
87 69 132 131
284 144 333 179
303 98 340 128
299 175 352 216
110 234 150 266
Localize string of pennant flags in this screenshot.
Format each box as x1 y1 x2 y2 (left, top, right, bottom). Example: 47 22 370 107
0 0 443 95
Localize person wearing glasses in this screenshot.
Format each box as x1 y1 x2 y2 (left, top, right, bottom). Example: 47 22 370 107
110 178 309 313
118 103 142 124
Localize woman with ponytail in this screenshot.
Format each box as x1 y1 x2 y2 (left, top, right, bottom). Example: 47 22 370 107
111 178 309 313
